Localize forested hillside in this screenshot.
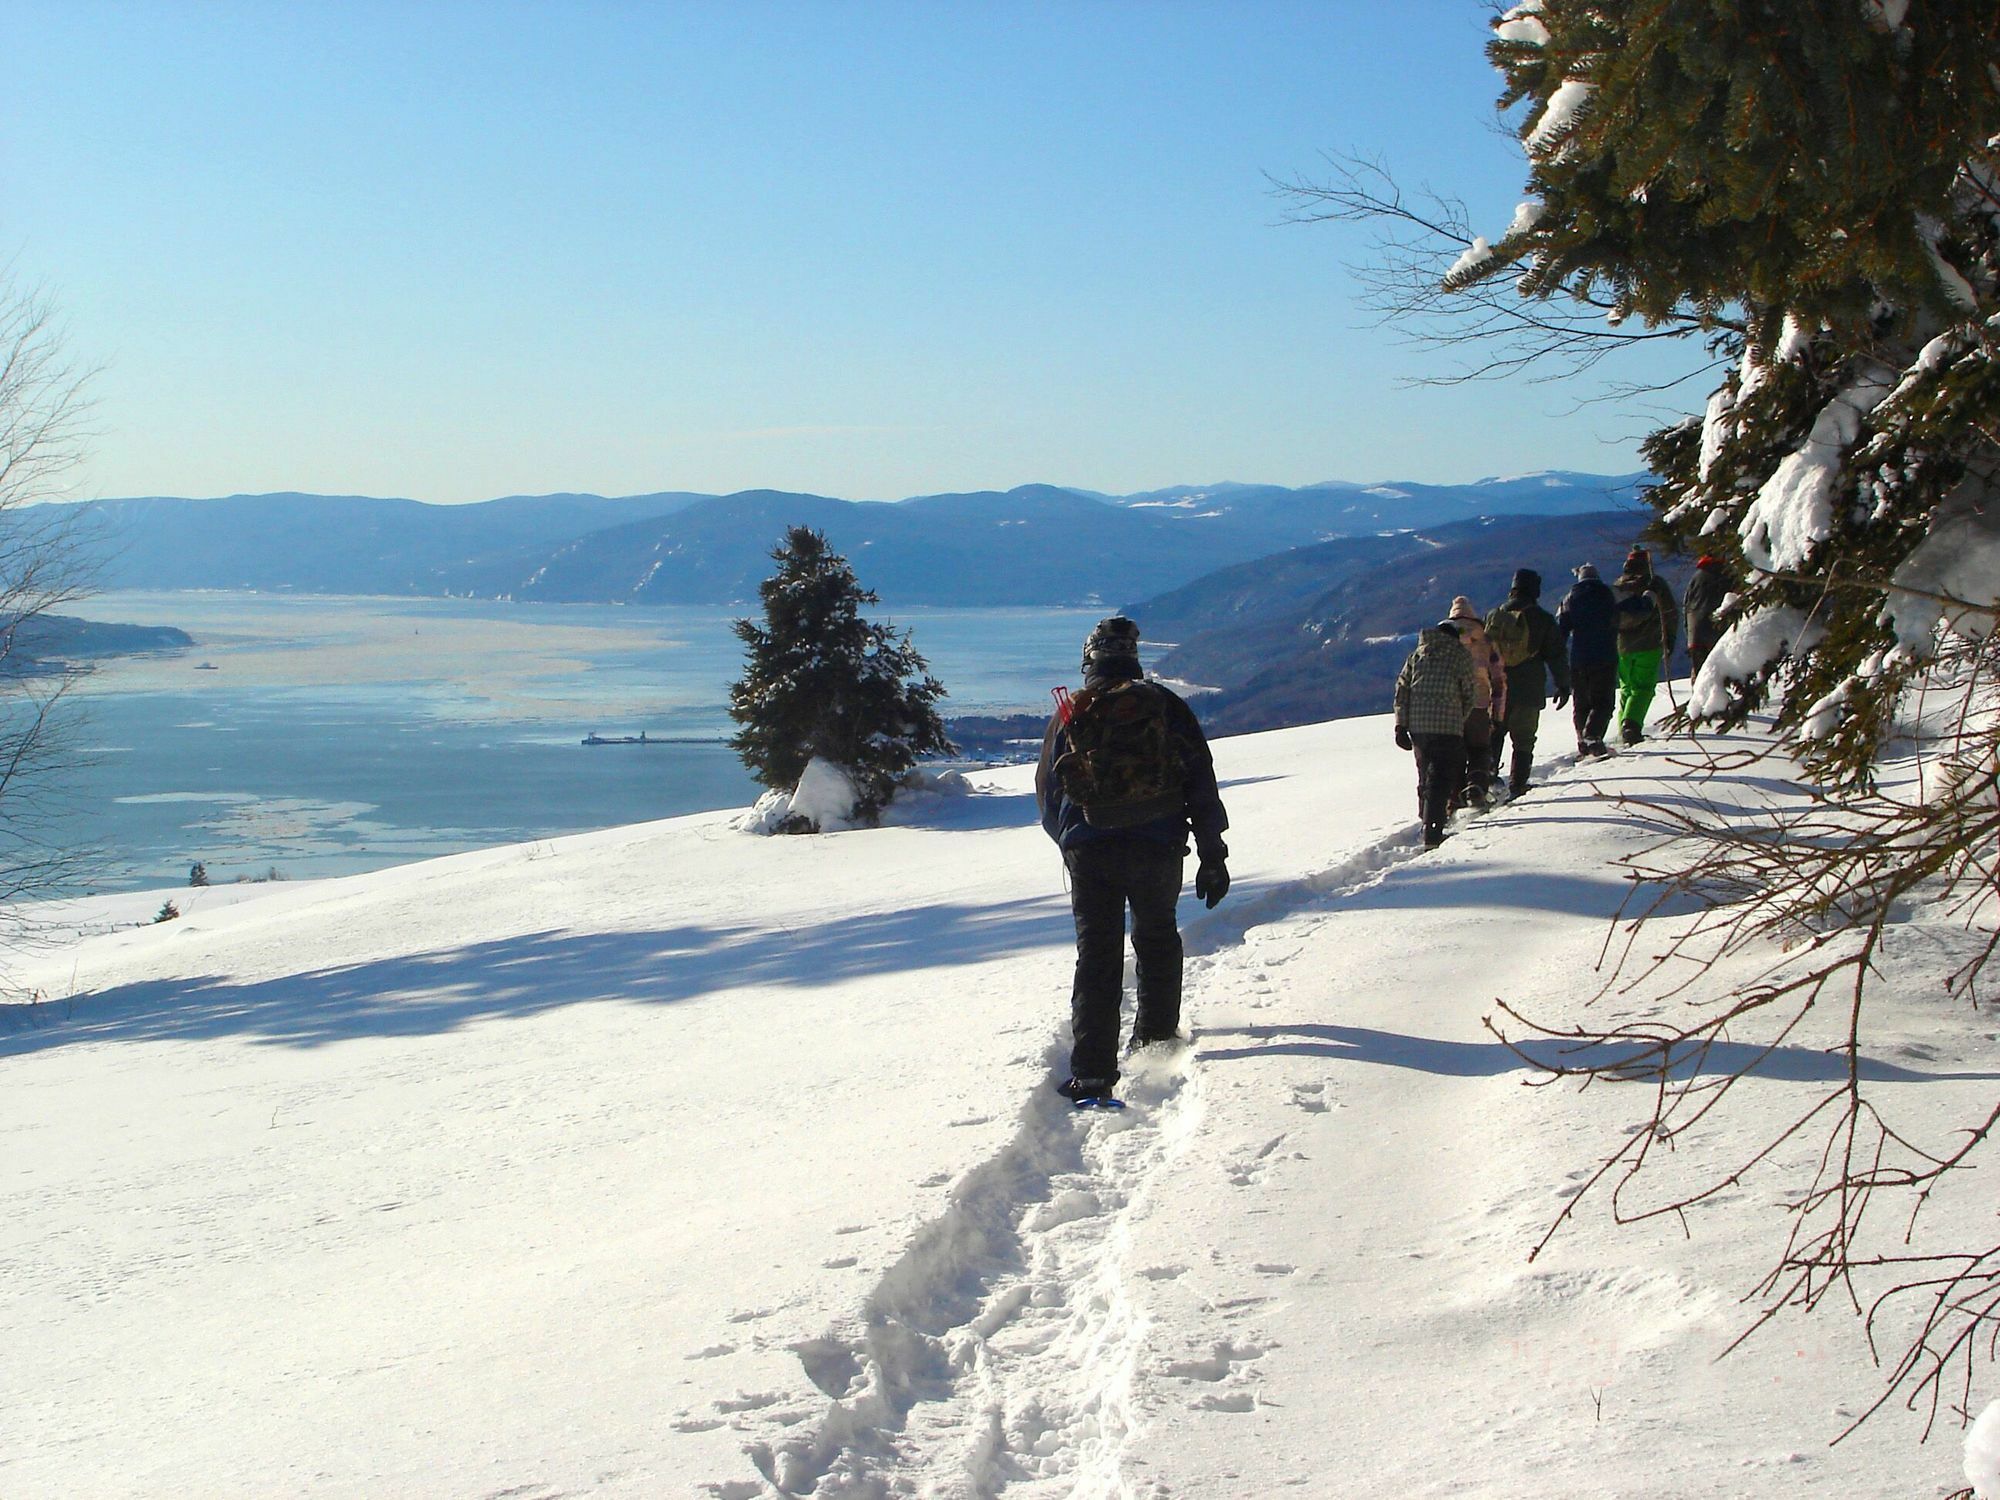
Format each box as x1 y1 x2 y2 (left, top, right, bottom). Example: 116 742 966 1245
1135 511 1679 734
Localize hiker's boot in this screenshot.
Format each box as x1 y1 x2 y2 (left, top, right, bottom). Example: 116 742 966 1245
1057 1075 1118 1103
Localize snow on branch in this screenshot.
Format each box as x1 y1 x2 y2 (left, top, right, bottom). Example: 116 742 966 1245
1738 365 1897 575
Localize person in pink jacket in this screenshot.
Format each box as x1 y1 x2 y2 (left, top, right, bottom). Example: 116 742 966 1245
1447 596 1506 805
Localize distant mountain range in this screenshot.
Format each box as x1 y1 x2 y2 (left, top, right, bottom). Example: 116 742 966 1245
75 473 1650 608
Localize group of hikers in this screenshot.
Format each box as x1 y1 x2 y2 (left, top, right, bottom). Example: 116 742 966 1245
1027 548 1735 1105
1391 546 1734 849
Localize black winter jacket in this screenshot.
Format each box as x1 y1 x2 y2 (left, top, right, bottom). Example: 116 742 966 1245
1683 561 1733 656
1035 666 1229 858
1556 579 1618 669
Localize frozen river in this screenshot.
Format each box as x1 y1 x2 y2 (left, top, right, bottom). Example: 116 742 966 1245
49 592 1097 889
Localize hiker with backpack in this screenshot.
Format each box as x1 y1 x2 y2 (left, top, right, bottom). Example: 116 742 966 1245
1445 596 1505 805
1627 546 1681 661
1682 553 1736 677
1484 570 1571 798
1556 562 1619 757
1035 616 1230 1106
1613 547 1679 744
1393 618 1477 850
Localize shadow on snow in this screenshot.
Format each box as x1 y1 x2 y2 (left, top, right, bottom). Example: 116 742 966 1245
0 893 1074 1056
1197 1022 2000 1086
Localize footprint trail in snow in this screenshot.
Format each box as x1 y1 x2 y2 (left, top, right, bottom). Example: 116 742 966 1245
710 819 1437 1497
714 1040 1198 1499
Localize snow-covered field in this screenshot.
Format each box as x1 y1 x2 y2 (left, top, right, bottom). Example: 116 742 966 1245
3 705 1993 1498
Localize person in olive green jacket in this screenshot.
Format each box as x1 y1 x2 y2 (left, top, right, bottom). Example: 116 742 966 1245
1484 569 1571 798
1614 550 1676 744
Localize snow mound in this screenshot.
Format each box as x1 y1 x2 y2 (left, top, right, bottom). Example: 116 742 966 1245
1970 1401 2000 1499
789 757 861 830
735 756 863 834
1691 605 1821 716
1884 484 2000 656
737 761 974 835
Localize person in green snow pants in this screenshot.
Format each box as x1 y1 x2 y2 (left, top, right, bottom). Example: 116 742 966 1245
1612 548 1676 745
1617 647 1663 740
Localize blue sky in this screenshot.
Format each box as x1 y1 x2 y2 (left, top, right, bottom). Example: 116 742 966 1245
8 2 1686 504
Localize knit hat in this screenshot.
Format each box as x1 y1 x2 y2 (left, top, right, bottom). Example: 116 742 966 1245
1082 615 1142 675
1625 546 1652 576
1511 568 1542 599
1696 553 1718 568
1448 595 1479 622
1574 562 1599 581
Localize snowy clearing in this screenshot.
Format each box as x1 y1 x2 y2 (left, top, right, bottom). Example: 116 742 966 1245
2 704 1992 1497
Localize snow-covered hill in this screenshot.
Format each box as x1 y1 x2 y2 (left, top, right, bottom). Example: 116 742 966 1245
2 706 1991 1497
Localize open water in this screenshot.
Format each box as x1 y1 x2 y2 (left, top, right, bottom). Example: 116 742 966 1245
53 593 1099 891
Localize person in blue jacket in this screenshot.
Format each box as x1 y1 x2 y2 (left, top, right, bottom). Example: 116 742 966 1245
1556 562 1619 757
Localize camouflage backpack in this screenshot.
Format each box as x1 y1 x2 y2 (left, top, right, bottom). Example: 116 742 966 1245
1054 679 1185 829
1486 606 1533 668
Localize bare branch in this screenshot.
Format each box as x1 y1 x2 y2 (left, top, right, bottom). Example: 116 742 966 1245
0 272 103 963
1267 152 1727 386
1490 665 2000 1434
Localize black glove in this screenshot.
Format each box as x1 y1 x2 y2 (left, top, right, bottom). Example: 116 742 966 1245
1195 859 1231 909
1394 724 1413 751
1553 689 1571 709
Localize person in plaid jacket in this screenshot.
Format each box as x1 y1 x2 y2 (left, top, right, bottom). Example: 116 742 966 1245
1393 621 1477 850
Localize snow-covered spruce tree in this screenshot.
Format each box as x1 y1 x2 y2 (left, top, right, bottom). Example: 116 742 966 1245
727 526 952 829
1293 0 2000 1436
1457 0 2000 773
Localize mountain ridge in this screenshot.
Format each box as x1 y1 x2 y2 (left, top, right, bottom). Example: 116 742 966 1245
75 472 1650 607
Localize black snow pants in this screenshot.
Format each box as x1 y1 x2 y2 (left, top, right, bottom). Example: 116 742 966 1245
1412 732 1467 847
1064 839 1184 1085
1571 661 1617 748
1462 705 1493 801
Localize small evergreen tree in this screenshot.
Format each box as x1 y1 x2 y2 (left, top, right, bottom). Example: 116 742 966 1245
727 526 953 823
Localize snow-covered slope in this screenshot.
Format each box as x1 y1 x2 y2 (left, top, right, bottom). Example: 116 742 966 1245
2 707 1990 1497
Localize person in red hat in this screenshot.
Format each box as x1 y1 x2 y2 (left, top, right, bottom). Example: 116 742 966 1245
1682 553 1737 678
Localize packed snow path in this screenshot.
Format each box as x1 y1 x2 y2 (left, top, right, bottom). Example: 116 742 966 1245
745 1042 1200 1499
741 821 1438 1500
4 713 1991 1497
